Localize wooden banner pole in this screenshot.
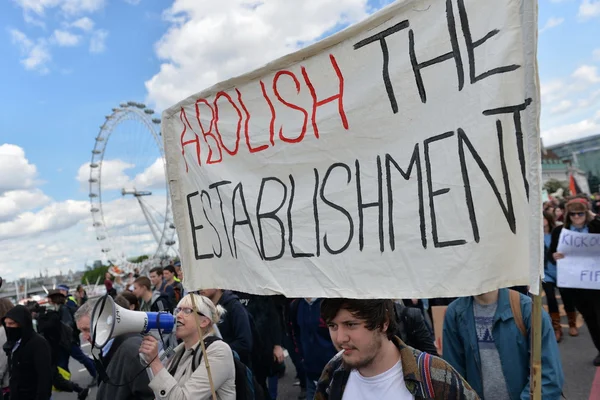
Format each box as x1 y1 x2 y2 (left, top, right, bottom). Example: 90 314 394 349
530 281 543 400
190 294 218 400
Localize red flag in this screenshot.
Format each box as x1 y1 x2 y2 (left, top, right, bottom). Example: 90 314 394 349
569 174 581 196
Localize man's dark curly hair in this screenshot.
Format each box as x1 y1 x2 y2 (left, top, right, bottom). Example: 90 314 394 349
320 298 397 340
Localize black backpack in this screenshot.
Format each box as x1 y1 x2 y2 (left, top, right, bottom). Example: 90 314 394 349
184 336 265 400
37 308 73 351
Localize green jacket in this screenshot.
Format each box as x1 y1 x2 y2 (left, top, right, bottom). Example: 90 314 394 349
315 336 480 400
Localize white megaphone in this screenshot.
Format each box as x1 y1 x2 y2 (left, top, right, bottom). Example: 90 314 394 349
90 295 176 349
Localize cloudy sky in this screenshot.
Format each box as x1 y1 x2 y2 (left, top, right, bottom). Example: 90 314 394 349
0 0 598 281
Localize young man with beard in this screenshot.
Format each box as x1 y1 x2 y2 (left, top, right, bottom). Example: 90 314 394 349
316 299 478 400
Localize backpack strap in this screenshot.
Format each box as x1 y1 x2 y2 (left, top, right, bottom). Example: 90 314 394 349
416 352 435 398
191 336 222 371
509 289 527 337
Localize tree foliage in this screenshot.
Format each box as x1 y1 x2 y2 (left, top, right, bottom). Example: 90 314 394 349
129 255 150 263
81 264 109 285
543 179 569 196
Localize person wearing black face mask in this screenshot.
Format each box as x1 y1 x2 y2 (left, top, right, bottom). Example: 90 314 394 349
2 305 52 400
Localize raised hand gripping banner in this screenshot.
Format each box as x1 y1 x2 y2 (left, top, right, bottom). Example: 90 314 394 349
162 0 541 298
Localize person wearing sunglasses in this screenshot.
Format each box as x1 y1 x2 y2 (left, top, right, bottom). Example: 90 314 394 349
140 294 236 400
550 196 600 366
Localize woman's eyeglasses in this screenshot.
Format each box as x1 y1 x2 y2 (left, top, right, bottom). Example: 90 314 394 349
173 307 206 317
569 212 586 217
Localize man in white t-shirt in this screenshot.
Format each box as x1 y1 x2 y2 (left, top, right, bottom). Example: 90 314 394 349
315 298 479 400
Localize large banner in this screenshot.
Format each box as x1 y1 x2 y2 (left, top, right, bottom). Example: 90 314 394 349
162 0 541 298
557 230 600 290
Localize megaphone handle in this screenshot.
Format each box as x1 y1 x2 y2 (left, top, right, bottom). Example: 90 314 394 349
139 352 149 367
190 295 217 400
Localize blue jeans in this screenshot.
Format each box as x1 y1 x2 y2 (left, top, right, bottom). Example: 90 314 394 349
71 344 96 377
305 378 317 400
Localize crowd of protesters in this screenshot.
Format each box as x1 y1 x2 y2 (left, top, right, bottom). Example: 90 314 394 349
1 195 599 400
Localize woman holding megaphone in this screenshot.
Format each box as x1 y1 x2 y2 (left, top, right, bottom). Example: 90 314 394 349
139 293 236 400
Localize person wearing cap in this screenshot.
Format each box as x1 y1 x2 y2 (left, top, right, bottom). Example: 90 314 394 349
550 196 600 366
57 285 78 314
139 293 236 400
46 290 97 381
36 291 90 400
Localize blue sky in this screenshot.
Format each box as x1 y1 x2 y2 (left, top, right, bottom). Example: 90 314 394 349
0 0 599 281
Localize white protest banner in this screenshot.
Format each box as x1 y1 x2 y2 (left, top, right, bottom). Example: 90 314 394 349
557 230 600 290
162 0 541 298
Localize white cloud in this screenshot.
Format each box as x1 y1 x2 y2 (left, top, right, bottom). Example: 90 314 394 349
578 89 600 108
52 29 81 46
542 111 600 146
572 64 600 84
77 158 165 191
23 13 46 28
579 0 600 19
70 17 95 32
0 199 89 241
0 189 51 222
540 17 564 33
89 29 108 53
0 144 38 192
124 0 141 4
61 0 105 15
0 145 174 281
77 159 134 190
594 48 600 60
12 0 61 16
9 29 33 50
0 192 173 280
22 43 51 72
10 1 106 73
9 29 51 73
132 158 166 189
13 0 106 16
540 80 566 104
550 100 573 114
145 0 370 109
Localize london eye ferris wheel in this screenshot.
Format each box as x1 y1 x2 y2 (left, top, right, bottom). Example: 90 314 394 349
88 101 178 272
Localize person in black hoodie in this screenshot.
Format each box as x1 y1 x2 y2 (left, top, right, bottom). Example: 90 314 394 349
200 289 253 366
2 305 52 400
393 301 438 355
234 292 285 399
290 298 338 400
